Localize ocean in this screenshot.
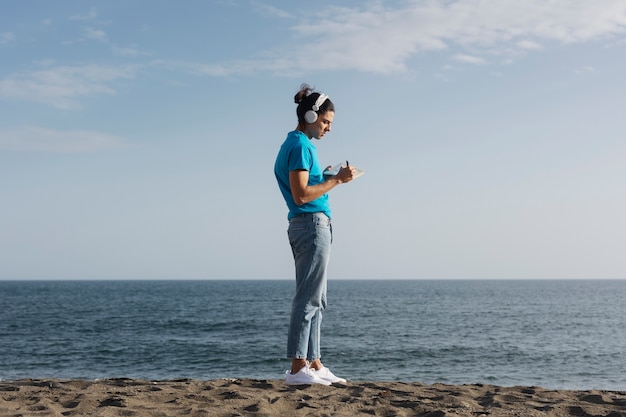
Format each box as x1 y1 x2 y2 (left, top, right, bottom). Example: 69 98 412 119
1 279 625 391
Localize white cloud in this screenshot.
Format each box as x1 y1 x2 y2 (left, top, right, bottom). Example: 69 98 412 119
0 32 15 45
0 64 137 109
454 54 486 65
84 27 107 42
0 126 132 153
151 58 289 77
112 45 150 57
252 2 292 18
517 40 543 50
152 60 234 77
207 0 626 76
69 8 97 21
575 66 596 74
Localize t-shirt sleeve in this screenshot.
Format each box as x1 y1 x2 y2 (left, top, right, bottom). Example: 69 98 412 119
287 143 312 172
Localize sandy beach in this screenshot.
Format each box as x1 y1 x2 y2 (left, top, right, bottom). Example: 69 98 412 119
1 378 625 417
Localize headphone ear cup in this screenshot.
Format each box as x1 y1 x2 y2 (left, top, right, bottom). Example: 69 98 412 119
304 110 318 124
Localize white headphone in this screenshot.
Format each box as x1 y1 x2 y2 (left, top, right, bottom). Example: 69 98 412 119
304 93 329 124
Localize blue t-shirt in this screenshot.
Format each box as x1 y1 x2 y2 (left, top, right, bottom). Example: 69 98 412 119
274 130 331 220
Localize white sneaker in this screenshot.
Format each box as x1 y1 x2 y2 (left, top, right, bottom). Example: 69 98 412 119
315 367 347 384
285 366 332 386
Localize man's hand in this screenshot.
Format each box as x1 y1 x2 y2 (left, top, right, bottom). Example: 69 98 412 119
334 165 356 183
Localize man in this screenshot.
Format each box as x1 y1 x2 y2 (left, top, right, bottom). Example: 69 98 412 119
274 84 356 385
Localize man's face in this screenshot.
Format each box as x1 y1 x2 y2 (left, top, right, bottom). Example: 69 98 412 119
310 111 334 140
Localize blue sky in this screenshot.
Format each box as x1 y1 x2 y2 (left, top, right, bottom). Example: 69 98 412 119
1 0 625 280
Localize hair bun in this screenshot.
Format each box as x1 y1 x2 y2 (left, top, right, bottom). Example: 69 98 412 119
294 83 313 104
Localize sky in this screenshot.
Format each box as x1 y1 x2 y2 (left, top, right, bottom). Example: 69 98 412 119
1 0 625 280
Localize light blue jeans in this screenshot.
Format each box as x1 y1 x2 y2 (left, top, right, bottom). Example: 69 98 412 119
286 212 332 361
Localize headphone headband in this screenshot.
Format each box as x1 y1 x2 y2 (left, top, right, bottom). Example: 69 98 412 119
311 93 328 111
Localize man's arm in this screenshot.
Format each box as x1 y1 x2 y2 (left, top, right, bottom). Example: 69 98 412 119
289 167 355 206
